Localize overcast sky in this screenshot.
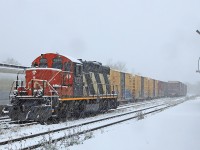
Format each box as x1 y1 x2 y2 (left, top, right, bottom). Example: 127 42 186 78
0 0 200 84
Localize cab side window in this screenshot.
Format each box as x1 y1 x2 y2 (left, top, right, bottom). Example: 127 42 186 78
64 62 71 72
52 57 63 69
39 58 48 68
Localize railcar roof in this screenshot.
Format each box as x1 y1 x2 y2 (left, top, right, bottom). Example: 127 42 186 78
168 81 181 83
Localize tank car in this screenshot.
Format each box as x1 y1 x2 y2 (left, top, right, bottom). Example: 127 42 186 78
8 53 118 123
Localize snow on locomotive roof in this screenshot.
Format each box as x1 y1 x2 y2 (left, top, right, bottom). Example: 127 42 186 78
26 68 62 72
40 53 81 64
64 54 82 64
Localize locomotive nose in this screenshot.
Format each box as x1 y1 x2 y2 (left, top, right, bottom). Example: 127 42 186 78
8 97 53 122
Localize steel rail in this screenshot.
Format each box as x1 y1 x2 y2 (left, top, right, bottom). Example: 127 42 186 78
0 98 167 131
0 99 184 148
24 99 186 150
0 116 9 121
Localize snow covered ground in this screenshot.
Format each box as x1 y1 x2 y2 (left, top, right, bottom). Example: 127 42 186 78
69 97 200 150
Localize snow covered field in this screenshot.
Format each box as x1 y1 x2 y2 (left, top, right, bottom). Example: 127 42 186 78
69 97 200 150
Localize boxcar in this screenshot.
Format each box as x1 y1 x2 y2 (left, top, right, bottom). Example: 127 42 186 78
158 81 165 98
143 76 149 99
148 78 156 99
132 75 141 100
109 69 121 98
125 73 133 101
167 81 187 97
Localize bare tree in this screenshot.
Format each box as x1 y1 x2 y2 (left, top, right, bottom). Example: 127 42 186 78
3 58 21 65
106 59 127 72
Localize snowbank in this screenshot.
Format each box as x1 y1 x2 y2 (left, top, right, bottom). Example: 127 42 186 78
70 97 200 150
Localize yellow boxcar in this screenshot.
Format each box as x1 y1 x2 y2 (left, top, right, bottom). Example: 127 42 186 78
133 75 148 100
120 72 125 100
148 78 154 98
155 80 158 98
125 73 133 100
110 69 121 99
143 76 149 99
133 75 142 100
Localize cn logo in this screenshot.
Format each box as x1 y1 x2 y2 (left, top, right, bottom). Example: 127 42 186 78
67 74 71 79
32 70 37 75
32 70 37 79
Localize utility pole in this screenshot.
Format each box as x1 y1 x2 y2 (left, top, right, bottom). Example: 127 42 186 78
196 57 200 73
196 30 200 73
197 30 200 35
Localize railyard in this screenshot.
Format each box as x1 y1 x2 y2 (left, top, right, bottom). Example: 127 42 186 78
0 64 191 149
0 54 195 149
0 1 199 149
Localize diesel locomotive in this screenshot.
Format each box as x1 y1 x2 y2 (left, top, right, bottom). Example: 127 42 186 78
7 53 187 123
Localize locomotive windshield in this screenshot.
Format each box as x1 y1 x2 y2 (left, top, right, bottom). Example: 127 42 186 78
52 57 63 69
39 58 48 68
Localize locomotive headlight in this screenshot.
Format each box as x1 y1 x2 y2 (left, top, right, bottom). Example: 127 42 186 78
13 90 18 96
34 89 43 97
47 100 51 105
33 89 37 96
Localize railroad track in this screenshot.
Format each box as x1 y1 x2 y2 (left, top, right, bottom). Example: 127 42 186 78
1 122 38 130
0 99 162 131
118 97 184 109
118 97 170 108
0 117 10 125
0 97 187 149
0 97 171 130
114 97 184 114
117 97 170 109
0 116 9 121
0 116 38 130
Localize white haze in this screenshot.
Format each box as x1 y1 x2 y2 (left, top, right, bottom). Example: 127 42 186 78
0 0 200 84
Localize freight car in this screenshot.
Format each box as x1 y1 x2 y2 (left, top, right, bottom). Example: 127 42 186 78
8 53 118 123
7 53 187 123
109 70 133 103
0 73 25 105
158 81 167 98
167 81 187 97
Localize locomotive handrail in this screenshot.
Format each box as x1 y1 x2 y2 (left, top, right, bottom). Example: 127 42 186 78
9 81 17 101
28 79 59 96
9 80 27 101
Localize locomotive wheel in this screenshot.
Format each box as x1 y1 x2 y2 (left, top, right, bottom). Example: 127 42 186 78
52 117 59 124
79 111 86 118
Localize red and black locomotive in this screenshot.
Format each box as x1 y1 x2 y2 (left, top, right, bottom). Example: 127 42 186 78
8 53 118 123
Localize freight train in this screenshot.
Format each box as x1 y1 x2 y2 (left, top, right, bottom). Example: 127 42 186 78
7 53 187 123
